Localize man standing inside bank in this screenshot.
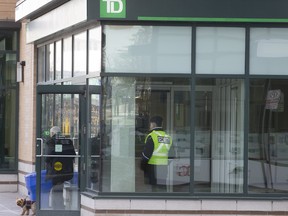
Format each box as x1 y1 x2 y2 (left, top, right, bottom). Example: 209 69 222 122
140 116 173 192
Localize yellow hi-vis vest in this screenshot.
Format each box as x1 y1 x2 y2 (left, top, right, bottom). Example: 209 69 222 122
145 130 172 165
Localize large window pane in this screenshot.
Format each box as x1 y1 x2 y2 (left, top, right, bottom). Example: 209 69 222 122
63 37 72 79
46 43 54 82
249 79 288 193
250 28 288 75
0 31 17 51
87 94 101 191
55 40 62 80
103 26 191 73
74 32 87 77
101 77 191 192
196 27 245 74
195 78 244 193
89 27 101 75
38 46 45 83
0 53 17 170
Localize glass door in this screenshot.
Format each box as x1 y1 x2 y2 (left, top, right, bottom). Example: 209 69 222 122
36 85 86 216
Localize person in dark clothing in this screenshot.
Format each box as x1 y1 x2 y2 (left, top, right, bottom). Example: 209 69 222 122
45 126 62 183
140 116 173 192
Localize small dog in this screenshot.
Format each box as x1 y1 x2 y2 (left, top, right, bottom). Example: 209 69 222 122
16 197 36 215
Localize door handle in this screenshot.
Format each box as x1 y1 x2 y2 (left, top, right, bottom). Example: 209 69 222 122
36 138 43 157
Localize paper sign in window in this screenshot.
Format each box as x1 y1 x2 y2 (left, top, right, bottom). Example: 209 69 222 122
55 144 63 152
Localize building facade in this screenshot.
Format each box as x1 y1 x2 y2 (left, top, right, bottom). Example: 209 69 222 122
0 0 20 192
15 0 288 215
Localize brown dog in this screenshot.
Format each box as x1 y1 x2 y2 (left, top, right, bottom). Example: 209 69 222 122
16 197 36 215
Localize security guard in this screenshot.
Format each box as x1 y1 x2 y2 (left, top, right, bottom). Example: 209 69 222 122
141 116 173 191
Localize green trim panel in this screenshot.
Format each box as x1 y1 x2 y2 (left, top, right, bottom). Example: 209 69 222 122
138 16 288 23
93 0 288 23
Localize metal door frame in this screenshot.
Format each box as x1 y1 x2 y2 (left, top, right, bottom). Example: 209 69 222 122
35 85 100 216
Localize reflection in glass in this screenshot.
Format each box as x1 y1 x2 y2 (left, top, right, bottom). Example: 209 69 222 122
196 27 245 74
55 40 62 80
54 94 62 127
89 27 101 75
87 94 101 191
63 37 72 79
74 32 87 77
0 31 17 51
101 77 191 193
195 79 244 193
249 79 288 193
46 43 54 82
88 78 101 85
40 93 80 210
41 94 80 141
250 28 288 75
0 53 17 170
38 46 45 83
103 25 191 73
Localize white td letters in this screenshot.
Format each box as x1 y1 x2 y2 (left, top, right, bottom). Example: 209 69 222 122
103 0 123 14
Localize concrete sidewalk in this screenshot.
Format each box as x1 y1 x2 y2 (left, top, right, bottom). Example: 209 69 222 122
0 192 25 216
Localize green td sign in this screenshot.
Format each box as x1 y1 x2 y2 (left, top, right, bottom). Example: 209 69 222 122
100 0 126 18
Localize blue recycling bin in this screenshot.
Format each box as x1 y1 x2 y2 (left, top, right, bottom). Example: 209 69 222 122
25 170 78 208
25 170 53 207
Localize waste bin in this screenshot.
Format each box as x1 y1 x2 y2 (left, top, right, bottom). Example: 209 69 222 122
25 170 53 208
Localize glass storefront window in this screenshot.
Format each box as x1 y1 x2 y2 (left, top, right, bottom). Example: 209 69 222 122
0 31 17 51
103 25 192 73
34 25 288 197
89 27 101 75
74 32 87 77
195 78 245 193
88 78 101 85
38 46 45 83
63 37 72 79
101 77 191 192
87 94 101 191
46 43 54 82
0 53 17 170
196 27 245 74
37 28 101 84
55 40 62 80
249 79 288 193
250 28 288 75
